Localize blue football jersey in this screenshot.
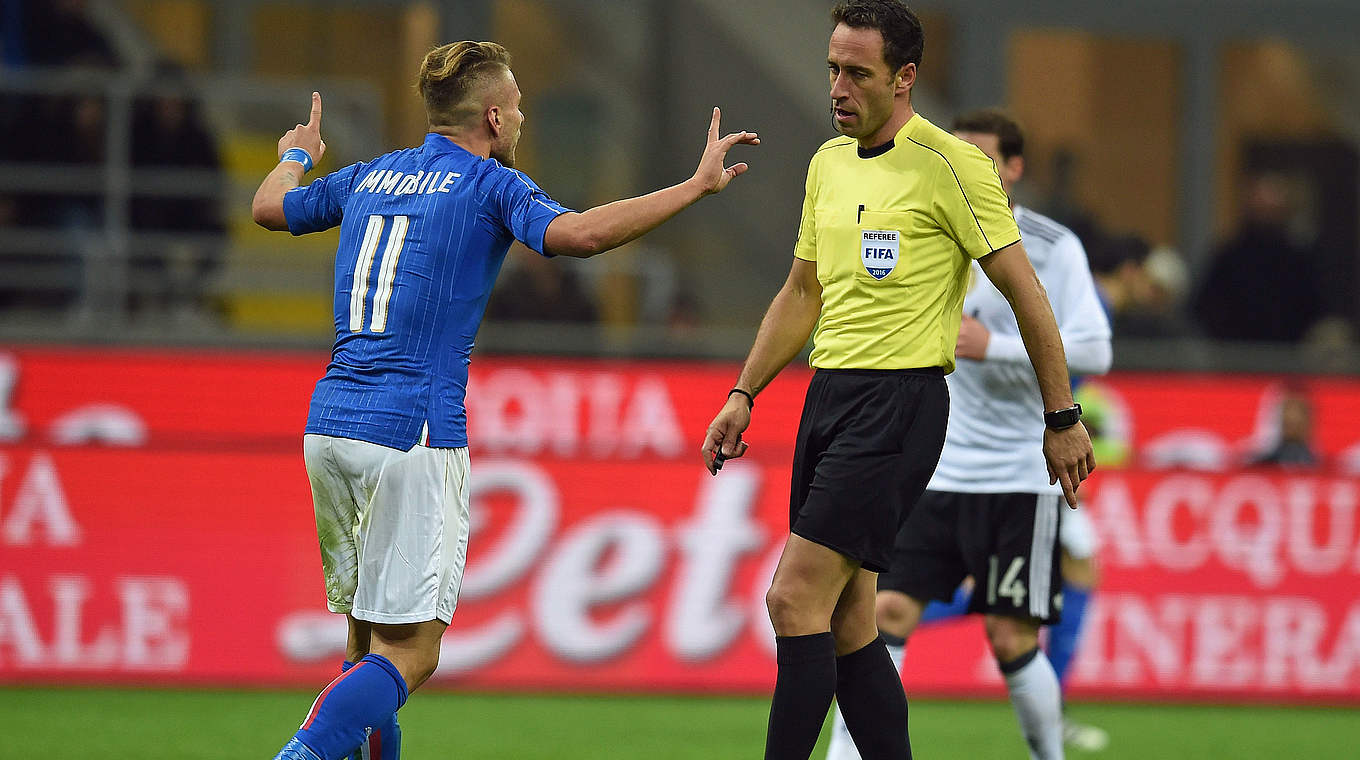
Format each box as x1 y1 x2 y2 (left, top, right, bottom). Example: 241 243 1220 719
283 133 571 449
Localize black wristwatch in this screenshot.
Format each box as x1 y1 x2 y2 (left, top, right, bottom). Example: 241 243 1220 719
1044 403 1082 430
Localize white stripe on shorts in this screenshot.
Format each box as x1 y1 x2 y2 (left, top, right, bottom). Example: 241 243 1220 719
1029 493 1060 619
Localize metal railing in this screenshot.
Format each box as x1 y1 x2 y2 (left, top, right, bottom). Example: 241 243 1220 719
0 65 382 340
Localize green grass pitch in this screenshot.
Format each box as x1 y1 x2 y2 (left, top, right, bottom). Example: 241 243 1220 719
1 686 1352 758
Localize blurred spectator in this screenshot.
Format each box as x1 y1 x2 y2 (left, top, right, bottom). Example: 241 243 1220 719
44 93 108 224
128 63 226 317
1088 234 1192 338
0 92 109 234
0 93 106 311
0 92 33 225
1191 172 1325 342
485 246 598 323
17 0 118 68
1144 245 1191 310
0 0 122 312
1088 234 1148 330
1247 384 1319 468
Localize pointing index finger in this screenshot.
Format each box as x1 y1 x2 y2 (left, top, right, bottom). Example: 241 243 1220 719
308 92 322 128
708 107 720 143
1059 470 1078 508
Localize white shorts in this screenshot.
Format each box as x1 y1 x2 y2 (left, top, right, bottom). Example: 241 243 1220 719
303 434 471 624
1059 506 1098 560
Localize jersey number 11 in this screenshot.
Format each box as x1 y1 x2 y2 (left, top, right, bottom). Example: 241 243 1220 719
349 214 409 333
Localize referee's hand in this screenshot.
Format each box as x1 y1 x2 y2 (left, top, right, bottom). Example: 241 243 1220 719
701 397 751 475
1044 423 1096 508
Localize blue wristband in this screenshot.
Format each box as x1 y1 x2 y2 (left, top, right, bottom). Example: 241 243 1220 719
280 147 314 172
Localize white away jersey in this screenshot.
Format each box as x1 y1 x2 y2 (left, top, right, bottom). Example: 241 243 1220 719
927 206 1112 494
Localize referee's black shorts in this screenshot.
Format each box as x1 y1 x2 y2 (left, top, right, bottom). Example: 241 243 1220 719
788 367 949 573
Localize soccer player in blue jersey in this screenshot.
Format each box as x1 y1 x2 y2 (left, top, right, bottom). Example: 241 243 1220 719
251 41 758 760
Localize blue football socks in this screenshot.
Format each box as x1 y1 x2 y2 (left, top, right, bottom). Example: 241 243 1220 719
274 653 408 760
1048 582 1091 685
342 660 403 760
920 584 972 624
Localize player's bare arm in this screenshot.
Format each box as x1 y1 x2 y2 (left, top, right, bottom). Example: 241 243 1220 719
252 92 327 231
701 256 822 474
978 241 1096 507
544 107 758 258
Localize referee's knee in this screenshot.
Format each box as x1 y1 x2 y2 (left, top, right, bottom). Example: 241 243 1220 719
765 581 825 636
765 584 796 631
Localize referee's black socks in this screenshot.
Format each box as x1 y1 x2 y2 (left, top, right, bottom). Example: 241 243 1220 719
765 632 837 760
835 635 913 760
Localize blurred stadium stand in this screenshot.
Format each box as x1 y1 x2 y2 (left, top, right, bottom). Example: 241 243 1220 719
1 0 1358 372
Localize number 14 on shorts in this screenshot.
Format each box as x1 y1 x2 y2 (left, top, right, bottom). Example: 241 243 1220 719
986 555 1027 608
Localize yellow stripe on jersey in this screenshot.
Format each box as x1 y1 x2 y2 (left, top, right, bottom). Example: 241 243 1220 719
793 113 1021 373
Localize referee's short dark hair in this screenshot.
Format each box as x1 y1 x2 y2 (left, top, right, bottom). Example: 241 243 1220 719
952 109 1025 160
831 0 924 74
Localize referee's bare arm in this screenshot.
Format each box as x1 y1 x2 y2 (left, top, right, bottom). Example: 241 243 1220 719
978 241 1096 508
701 257 822 474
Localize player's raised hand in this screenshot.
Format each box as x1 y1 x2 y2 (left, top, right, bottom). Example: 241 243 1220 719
1043 422 1096 508
691 107 760 196
701 395 752 475
278 91 327 165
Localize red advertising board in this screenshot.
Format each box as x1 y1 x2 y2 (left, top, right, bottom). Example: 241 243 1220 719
1 346 1358 701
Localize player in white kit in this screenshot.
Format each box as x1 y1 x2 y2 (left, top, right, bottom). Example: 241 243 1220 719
825 109 1111 760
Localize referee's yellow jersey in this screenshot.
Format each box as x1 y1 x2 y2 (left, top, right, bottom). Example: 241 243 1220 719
794 113 1021 373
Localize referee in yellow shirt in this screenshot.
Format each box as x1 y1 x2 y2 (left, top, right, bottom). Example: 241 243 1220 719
700 3 1094 759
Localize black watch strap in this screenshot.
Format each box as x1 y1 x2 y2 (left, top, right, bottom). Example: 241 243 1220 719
1044 403 1082 430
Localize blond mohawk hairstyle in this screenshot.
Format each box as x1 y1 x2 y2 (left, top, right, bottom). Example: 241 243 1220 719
417 41 513 128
